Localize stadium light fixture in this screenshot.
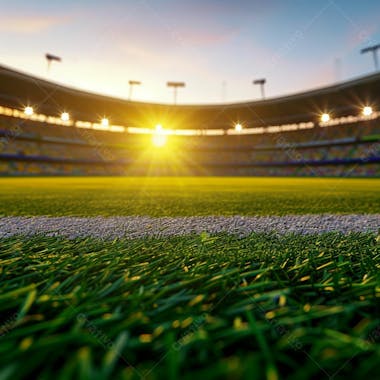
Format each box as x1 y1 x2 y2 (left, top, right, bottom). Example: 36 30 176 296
235 123 243 132
24 106 34 116
167 82 185 105
45 53 62 74
362 106 373 117
320 113 330 123
101 118 109 127
61 112 70 122
361 44 380 71
253 78 266 100
128 80 142 101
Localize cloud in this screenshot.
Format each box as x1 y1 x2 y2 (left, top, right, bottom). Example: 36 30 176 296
0 14 68 34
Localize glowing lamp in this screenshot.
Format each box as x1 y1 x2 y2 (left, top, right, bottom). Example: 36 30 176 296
321 113 330 123
24 106 34 116
61 112 70 122
363 106 373 116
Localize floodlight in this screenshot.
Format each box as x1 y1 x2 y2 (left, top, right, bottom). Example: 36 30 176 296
45 53 62 62
235 123 243 132
101 118 109 127
321 113 330 123
128 80 142 100
155 124 163 132
24 106 34 116
362 106 373 116
361 44 380 71
45 53 62 73
61 112 70 122
253 78 266 99
167 82 185 105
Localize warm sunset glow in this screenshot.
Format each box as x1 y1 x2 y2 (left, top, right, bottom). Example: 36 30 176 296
2 2 379 104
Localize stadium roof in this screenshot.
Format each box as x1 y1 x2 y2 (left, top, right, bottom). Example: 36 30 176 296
1 64 380 129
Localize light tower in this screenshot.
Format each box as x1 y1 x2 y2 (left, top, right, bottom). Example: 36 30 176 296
128 80 141 101
253 78 266 100
167 82 185 105
45 53 62 74
361 44 380 71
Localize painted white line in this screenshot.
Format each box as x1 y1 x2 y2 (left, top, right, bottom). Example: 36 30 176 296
0 215 378 239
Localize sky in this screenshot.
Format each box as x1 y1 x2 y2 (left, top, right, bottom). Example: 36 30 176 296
1 0 380 104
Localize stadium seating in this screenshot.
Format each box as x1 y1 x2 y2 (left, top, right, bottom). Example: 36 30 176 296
0 113 379 176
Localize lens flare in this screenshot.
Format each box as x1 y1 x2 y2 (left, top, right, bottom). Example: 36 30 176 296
152 134 167 147
24 106 34 116
321 113 330 123
61 112 70 122
363 106 373 116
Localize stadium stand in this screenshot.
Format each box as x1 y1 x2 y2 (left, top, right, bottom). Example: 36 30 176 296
0 64 379 176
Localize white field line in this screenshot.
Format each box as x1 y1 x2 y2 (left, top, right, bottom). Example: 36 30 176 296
0 215 379 239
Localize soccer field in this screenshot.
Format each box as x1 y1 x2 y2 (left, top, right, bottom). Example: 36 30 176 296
0 177 379 216
0 177 379 380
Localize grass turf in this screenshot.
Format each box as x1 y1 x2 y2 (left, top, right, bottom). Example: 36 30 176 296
1 233 380 379
0 177 379 216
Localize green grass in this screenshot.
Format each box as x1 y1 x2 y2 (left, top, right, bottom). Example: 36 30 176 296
0 177 379 216
1 233 380 380
1 176 379 379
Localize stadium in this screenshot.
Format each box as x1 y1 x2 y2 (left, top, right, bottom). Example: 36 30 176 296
1 2 380 380
1 64 380 177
